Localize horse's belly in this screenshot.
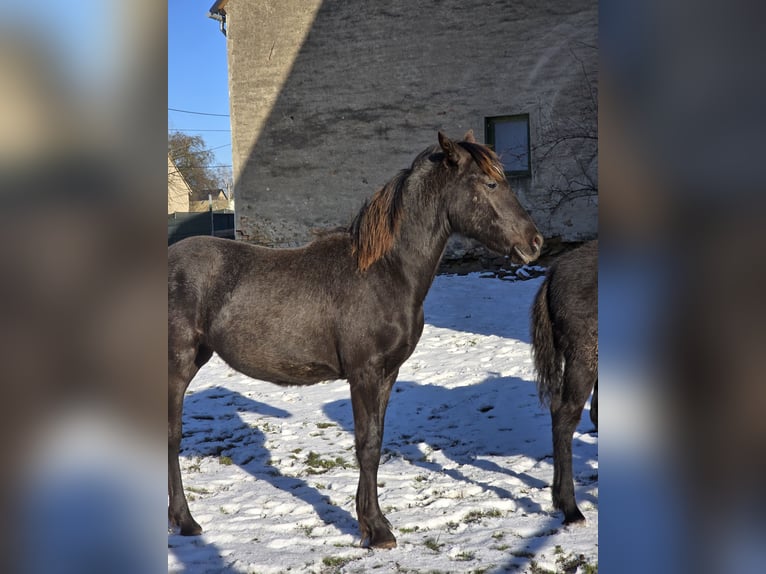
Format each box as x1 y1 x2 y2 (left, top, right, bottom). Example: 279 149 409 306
228 359 340 386
206 301 343 384
212 338 343 386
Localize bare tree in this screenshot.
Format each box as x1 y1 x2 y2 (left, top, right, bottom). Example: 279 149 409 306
168 132 224 193
533 46 598 217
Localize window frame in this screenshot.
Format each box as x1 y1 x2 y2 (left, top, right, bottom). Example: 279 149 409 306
484 114 531 177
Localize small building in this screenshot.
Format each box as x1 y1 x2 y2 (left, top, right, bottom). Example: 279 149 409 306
209 0 597 252
167 154 191 214
188 188 233 213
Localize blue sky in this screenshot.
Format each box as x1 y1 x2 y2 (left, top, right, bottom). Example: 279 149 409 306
168 0 232 170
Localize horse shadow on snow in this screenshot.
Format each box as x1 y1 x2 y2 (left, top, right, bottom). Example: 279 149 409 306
169 378 596 570
323 373 597 519
324 372 597 571
168 386 360 572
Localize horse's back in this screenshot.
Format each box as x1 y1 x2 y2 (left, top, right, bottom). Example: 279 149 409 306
168 236 240 291
168 234 353 300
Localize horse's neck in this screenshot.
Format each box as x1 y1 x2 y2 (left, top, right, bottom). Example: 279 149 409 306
389 194 451 303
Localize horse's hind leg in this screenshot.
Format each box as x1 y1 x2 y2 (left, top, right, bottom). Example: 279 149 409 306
349 368 398 549
168 340 213 535
550 359 595 524
590 379 598 430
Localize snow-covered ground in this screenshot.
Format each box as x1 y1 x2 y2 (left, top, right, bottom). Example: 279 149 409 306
168 272 598 573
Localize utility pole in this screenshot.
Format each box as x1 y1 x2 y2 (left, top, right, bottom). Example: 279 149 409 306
208 193 215 237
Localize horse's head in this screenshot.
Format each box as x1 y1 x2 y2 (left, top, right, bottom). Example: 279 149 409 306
439 130 543 264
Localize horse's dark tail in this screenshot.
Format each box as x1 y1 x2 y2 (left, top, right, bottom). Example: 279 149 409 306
531 279 562 406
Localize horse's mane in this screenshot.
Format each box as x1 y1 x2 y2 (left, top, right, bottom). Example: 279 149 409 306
348 168 408 272
349 140 504 271
457 141 506 182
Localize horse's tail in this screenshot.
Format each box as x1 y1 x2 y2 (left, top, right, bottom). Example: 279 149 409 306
531 279 563 406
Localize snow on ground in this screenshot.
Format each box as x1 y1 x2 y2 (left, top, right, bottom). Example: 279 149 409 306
168 272 598 573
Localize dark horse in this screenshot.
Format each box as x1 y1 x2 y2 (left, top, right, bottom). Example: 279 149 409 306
531 240 598 524
169 131 543 548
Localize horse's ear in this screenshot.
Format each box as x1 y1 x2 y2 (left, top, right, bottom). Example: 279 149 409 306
463 129 476 143
438 131 460 165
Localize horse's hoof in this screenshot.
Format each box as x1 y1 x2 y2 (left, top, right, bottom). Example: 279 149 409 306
371 538 397 549
360 531 397 549
562 512 586 526
180 520 203 536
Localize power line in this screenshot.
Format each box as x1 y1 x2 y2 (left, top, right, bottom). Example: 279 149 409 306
167 166 232 180
169 128 231 132
170 164 232 169
168 107 229 117
168 142 231 155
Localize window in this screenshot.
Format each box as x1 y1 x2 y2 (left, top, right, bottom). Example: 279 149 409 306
485 114 531 177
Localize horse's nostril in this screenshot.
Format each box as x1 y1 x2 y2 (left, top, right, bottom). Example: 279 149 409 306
532 234 544 253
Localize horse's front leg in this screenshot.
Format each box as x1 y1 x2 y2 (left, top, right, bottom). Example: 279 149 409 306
349 368 398 548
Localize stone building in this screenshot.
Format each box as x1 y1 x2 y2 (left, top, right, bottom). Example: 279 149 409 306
208 0 597 255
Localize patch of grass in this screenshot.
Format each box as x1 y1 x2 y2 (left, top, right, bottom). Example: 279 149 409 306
414 474 428 483
291 447 303 454
255 421 276 433
556 552 597 574
186 485 210 495
218 455 233 466
463 508 502 524
491 531 504 540
423 537 443 552
528 551 598 574
305 451 350 474
321 555 360 572
511 550 535 559
454 550 475 561
399 525 420 533
316 422 337 429
445 521 459 531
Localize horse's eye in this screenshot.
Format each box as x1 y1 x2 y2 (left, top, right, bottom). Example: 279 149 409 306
486 181 497 190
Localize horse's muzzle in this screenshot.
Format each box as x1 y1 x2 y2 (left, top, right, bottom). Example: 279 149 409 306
513 233 543 264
